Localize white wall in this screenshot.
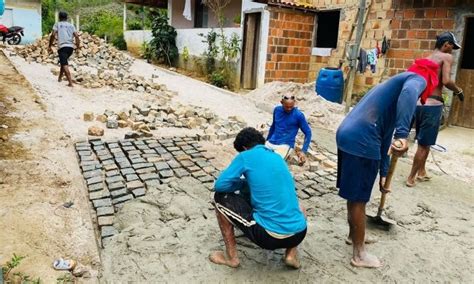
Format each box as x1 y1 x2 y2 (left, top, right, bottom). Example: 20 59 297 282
176 27 242 56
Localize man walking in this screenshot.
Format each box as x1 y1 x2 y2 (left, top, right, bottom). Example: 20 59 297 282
406 32 464 187
266 96 312 164
210 127 307 269
48 11 80 87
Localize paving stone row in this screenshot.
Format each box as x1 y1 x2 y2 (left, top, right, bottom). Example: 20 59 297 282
75 135 219 244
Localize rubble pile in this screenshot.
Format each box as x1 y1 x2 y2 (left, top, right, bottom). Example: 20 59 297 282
85 102 248 140
15 32 133 71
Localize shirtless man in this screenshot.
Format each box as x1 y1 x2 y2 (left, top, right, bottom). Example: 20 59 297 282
406 32 464 187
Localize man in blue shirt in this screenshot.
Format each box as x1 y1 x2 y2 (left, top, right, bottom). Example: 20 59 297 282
267 96 312 165
336 71 429 268
211 127 307 269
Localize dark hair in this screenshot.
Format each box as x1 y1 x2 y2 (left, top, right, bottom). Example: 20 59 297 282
59 11 68 21
233 127 265 152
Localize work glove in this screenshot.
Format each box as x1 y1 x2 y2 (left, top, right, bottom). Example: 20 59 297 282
454 89 464 102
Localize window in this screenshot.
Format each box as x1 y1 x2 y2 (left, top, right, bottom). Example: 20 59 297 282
194 1 209 28
461 17 473 69
314 10 340 48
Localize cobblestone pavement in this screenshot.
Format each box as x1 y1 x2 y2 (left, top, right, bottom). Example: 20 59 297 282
75 136 218 244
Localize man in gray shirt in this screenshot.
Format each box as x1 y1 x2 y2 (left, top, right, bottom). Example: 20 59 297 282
48 11 80 87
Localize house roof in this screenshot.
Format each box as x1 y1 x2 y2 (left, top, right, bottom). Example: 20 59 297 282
254 0 318 11
123 0 167 8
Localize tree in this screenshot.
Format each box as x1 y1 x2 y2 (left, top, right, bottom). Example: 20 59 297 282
149 11 178 66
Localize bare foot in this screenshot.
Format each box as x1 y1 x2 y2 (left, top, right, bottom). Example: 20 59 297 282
58 78 62 82
416 175 432 182
283 255 301 269
351 252 383 268
209 251 239 268
67 83 73 87
345 236 378 245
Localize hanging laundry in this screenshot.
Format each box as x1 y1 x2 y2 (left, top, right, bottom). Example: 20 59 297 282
381 36 390 55
183 0 192 21
357 48 368 73
367 48 378 73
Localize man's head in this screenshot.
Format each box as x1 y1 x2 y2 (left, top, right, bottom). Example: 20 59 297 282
233 127 265 152
59 11 68 21
435 31 461 53
280 95 296 113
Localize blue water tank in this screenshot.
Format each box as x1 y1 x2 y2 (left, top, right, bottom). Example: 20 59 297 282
0 0 4 16
316 67 344 104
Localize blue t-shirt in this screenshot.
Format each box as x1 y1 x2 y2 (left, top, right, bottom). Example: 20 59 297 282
214 145 307 235
337 72 426 161
267 106 312 153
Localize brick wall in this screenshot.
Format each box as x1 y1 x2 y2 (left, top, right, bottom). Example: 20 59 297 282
308 0 392 93
265 8 315 83
386 0 462 76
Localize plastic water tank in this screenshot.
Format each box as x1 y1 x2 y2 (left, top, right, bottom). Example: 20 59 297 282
316 67 344 103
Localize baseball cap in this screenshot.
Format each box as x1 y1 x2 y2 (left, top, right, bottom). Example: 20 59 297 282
436 32 461 49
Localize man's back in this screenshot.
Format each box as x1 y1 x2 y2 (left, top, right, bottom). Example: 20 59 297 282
53 21 76 49
215 145 306 235
425 50 452 102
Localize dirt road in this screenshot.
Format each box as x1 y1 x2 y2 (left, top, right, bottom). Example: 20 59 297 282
0 51 100 282
3 49 473 283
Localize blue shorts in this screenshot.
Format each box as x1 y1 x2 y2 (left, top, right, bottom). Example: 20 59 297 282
415 105 443 146
336 150 380 203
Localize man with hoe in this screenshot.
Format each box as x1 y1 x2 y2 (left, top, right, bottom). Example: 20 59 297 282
48 11 80 87
336 31 463 268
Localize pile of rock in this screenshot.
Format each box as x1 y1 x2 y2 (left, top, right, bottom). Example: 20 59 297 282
84 102 248 140
15 32 133 71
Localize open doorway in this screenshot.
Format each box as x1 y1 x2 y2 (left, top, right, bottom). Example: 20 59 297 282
451 16 474 128
241 12 261 90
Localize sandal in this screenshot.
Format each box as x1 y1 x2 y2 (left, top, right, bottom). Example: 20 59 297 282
416 176 432 182
405 180 416 187
53 258 76 271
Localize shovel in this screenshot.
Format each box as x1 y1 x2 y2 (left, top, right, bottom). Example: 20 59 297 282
367 155 398 230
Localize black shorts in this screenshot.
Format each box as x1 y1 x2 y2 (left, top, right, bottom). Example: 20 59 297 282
337 149 380 203
214 192 306 250
58 47 73 66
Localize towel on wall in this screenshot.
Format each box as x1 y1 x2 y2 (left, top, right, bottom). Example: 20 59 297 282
367 48 378 73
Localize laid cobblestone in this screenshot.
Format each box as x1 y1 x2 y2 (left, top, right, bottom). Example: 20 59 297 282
88 183 104 192
112 194 133 205
93 198 112 208
125 174 139 182
101 226 118 238
87 176 103 185
110 188 128 198
133 162 154 169
139 173 160 181
105 170 120 177
83 170 102 179
108 181 125 191
135 167 155 174
132 188 146 197
90 190 110 200
159 170 174 178
98 216 114 227
96 206 114 216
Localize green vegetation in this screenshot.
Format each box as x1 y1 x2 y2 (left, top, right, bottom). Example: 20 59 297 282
81 10 126 50
2 253 41 283
149 11 178 66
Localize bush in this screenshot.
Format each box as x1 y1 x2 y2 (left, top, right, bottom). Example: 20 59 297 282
210 71 226 88
127 20 143 31
112 33 127 50
149 11 178 66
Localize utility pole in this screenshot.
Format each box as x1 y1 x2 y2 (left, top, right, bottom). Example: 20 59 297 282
344 0 367 114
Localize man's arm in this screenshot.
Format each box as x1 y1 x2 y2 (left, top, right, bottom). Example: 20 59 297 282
214 155 246 193
441 54 464 101
298 113 312 153
267 108 276 141
74 31 80 50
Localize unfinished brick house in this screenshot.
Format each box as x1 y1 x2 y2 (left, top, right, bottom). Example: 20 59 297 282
247 0 473 127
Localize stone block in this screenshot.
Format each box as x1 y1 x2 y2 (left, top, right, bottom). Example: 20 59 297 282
132 187 146 198
88 126 104 136
98 216 114 227
87 176 103 185
192 171 207 178
155 162 170 171
93 198 112 208
96 114 107 123
167 160 181 169
125 174 139 182
135 167 155 175
198 175 214 183
133 162 154 170
112 194 133 205
101 226 118 238
83 170 102 179
110 188 128 198
106 175 124 185
139 173 160 181
322 160 337 169
89 190 110 200
108 182 125 191
96 206 114 217
159 170 174 179
121 168 135 176
127 180 144 190
174 168 190 178
88 183 104 192
83 112 94 121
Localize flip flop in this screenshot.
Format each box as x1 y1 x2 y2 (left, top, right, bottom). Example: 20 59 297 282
53 258 76 271
416 176 432 182
405 180 416 187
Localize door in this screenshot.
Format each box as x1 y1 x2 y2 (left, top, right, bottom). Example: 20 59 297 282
451 17 474 128
241 12 261 89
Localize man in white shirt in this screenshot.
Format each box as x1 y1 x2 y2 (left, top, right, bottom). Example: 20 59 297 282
48 11 80 87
